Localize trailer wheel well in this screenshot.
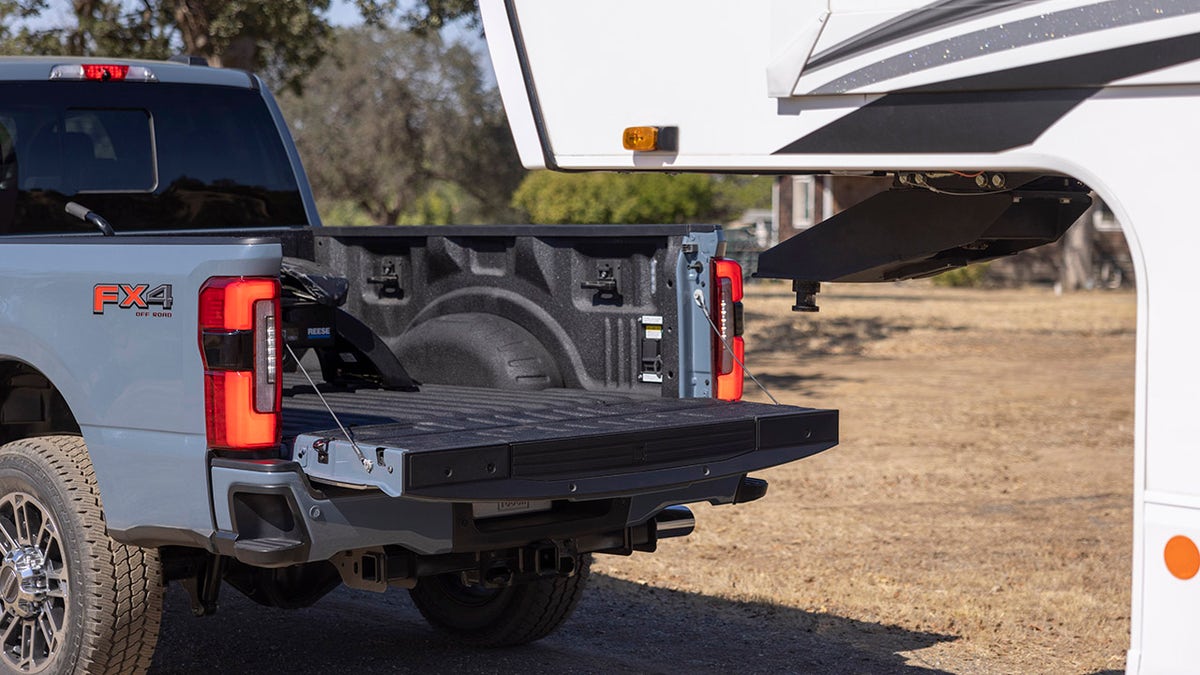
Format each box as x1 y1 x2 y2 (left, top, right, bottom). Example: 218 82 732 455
0 361 80 445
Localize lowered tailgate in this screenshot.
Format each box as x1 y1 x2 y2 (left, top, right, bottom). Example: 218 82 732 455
283 383 837 500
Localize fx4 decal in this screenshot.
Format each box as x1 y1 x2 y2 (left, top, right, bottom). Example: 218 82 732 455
93 283 174 317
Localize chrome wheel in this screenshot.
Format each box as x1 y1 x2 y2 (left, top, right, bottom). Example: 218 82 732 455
0 492 67 673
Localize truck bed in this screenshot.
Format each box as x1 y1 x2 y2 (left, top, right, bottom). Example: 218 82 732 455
281 378 838 500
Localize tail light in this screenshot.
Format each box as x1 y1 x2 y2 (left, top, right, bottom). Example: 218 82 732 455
711 258 744 401
199 277 281 451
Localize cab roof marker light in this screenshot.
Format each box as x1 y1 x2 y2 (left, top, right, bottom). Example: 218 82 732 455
49 64 158 82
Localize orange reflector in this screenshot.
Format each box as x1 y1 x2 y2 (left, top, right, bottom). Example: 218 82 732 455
623 126 659 151
1165 535 1200 580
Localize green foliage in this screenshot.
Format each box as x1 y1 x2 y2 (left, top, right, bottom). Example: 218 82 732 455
0 1 338 93
322 182 509 228
711 175 773 218
318 200 375 227
931 263 991 288
0 1 483 94
395 182 483 225
354 0 478 33
513 172 737 224
279 27 524 225
323 186 483 227
512 172 774 225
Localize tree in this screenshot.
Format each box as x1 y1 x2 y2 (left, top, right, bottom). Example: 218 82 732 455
0 1 482 93
1059 200 1097 292
353 0 477 33
0 2 338 92
278 26 524 224
511 172 768 225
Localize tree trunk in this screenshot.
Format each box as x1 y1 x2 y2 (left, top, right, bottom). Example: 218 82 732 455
172 0 215 61
219 35 257 70
775 176 794 241
1060 201 1097 291
172 1 258 71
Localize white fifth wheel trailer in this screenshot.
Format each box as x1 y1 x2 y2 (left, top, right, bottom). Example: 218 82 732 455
479 1 1200 672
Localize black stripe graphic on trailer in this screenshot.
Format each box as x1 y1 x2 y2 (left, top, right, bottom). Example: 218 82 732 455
805 0 1034 74
904 29 1200 93
774 32 1200 155
810 0 1200 95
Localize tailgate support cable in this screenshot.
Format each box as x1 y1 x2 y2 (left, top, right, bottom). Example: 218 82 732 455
693 290 781 405
285 343 375 473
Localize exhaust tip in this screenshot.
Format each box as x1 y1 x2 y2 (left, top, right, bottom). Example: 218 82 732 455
654 505 695 539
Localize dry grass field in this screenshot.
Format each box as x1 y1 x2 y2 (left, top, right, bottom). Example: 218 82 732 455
592 282 1137 674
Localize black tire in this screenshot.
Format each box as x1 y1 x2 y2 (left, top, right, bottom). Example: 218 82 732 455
409 555 589 647
0 435 162 674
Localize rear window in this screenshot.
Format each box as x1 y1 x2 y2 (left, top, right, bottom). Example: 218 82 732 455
0 81 308 234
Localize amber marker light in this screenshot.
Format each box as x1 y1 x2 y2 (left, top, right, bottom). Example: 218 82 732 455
623 126 660 151
1165 535 1200 580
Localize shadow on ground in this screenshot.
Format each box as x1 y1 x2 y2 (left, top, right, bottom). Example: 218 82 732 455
748 371 857 395
151 573 955 674
745 312 917 358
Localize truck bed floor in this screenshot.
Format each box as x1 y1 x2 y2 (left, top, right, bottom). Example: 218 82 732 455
282 379 652 442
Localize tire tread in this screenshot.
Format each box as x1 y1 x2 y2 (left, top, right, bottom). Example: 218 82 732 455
1 435 162 674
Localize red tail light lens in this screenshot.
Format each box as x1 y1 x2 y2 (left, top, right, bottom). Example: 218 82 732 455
199 277 281 451
711 258 744 401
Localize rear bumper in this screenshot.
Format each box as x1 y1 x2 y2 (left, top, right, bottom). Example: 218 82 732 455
207 459 452 567
194 405 838 568
204 461 806 568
